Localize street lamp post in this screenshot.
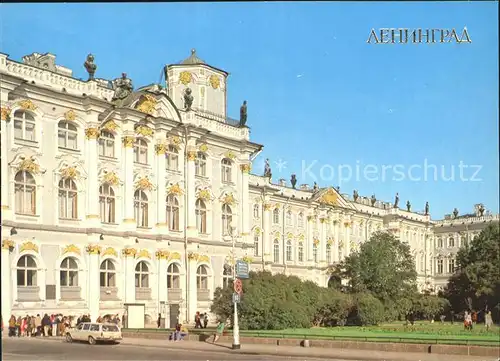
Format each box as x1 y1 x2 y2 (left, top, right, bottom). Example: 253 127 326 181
230 226 241 350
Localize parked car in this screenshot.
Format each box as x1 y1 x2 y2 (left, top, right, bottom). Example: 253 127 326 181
65 322 122 345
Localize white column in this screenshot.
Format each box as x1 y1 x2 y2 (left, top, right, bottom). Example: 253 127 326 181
1 241 13 322
344 217 351 256
319 218 327 263
123 249 136 303
240 163 251 239
1 117 10 215
187 259 197 322
186 148 197 237
307 216 314 261
333 220 340 262
87 245 101 322
85 126 100 225
156 252 168 303
122 135 136 227
155 144 167 230
262 203 271 262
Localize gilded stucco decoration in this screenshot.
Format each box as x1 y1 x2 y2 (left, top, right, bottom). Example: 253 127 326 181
156 250 170 260
286 232 294 240
198 255 210 263
344 221 351 228
313 238 320 247
187 252 199 261
209 75 220 89
102 247 118 257
123 136 135 148
167 183 184 196
86 244 102 255
318 188 338 206
18 100 37 111
60 166 80 179
221 192 236 206
240 163 251 173
102 171 120 186
224 151 236 160
338 241 344 248
155 143 167 155
2 239 14 250
122 248 137 257
350 241 358 251
20 241 39 253
62 244 81 256
274 231 281 239
102 120 119 132
320 218 327 224
169 136 182 149
64 110 77 121
169 252 181 261
85 127 99 140
198 143 209 153
179 71 192 85
135 177 154 191
17 156 41 174
135 124 154 137
297 234 305 242
253 228 261 236
136 249 151 259
135 94 157 115
187 151 196 161
1 107 12 121
197 188 212 202
327 238 334 246
263 203 272 211
242 256 253 264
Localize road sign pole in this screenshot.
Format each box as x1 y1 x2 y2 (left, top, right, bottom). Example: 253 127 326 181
231 227 241 350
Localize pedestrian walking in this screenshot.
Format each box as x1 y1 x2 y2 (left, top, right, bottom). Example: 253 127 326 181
212 320 225 343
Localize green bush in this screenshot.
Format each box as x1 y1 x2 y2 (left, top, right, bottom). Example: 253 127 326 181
350 293 386 326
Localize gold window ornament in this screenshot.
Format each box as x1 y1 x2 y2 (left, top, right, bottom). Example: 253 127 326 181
179 71 192 85
64 110 77 121
18 99 37 111
85 127 99 140
209 75 220 89
1 107 12 121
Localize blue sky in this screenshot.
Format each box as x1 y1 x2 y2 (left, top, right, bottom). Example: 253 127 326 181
1 2 498 218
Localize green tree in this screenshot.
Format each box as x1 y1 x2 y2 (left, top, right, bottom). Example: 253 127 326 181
444 224 500 314
334 231 418 318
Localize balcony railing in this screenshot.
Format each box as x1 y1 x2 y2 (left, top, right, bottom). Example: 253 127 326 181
197 289 211 301
195 109 242 128
17 286 40 302
434 214 499 225
167 288 182 301
135 287 152 300
60 286 82 300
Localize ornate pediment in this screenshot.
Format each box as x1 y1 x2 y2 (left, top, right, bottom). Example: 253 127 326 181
135 176 155 191
135 94 158 116
196 186 214 202
56 158 87 180
101 120 120 133
62 244 81 256
311 187 353 209
20 241 39 253
98 169 122 186
220 192 237 206
167 182 184 196
9 153 46 175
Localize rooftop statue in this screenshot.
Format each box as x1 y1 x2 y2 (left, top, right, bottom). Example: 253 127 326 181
111 73 133 105
406 200 411 212
184 88 194 110
394 192 399 208
84 54 97 81
371 194 377 206
263 158 272 179
425 201 430 216
239 100 247 127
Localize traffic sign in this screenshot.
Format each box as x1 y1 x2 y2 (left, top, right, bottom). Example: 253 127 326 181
232 292 241 304
234 278 243 294
236 260 249 279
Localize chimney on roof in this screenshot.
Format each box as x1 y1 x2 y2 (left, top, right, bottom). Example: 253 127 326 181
279 178 287 187
300 184 309 191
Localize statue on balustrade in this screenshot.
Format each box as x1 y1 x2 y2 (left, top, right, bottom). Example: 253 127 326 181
239 100 247 127
184 88 194 110
313 182 319 192
425 201 430 216
263 158 272 179
353 190 359 202
111 73 133 105
370 194 377 206
84 54 97 81
478 204 485 217
290 174 297 189
406 201 411 212
453 208 459 218
393 193 399 208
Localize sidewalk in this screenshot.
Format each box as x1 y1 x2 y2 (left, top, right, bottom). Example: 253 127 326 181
118 337 496 361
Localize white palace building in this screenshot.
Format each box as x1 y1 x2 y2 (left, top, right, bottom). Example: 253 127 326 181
1 50 498 327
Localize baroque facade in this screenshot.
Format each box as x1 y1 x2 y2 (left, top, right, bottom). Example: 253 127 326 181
0 50 498 326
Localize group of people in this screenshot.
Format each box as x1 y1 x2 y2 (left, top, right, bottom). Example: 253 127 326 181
2 313 124 338
463 310 493 331
194 311 209 329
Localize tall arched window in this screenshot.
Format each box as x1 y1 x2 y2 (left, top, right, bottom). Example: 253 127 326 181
298 242 304 262
420 254 425 272
166 194 179 231
135 261 149 288
286 211 292 226
195 152 207 176
99 259 116 287
286 240 292 261
17 255 37 286
222 264 232 288
13 110 36 141
298 213 304 228
273 208 280 224
99 130 115 158
60 257 78 287
221 158 232 183
313 244 318 263
253 204 259 219
134 190 149 227
58 121 78 150
14 170 36 215
326 244 331 263
59 178 78 219
196 265 208 289
166 145 178 171
195 199 207 234
167 263 180 289
134 138 148 164
99 184 115 223
437 237 443 248
253 234 259 256
448 237 455 248
437 258 444 274
273 239 280 263
221 204 232 236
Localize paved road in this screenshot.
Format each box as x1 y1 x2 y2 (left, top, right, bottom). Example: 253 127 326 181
1 337 337 361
